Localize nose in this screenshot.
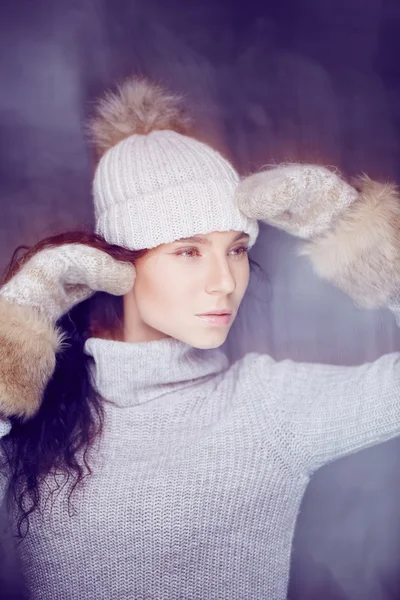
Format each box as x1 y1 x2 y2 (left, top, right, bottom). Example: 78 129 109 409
205 256 236 296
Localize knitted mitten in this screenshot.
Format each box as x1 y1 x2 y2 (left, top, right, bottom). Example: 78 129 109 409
236 164 400 319
236 164 358 239
0 244 135 420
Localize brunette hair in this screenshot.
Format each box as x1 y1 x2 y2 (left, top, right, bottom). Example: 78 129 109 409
0 230 262 539
0 231 147 539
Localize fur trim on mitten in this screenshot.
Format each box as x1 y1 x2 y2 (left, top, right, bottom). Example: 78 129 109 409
0 298 64 420
237 164 400 311
299 176 400 309
0 243 135 420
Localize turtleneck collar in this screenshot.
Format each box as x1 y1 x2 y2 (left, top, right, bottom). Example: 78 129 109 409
83 336 229 407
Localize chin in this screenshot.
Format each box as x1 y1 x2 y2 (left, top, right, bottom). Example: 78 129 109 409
184 331 229 350
192 340 224 350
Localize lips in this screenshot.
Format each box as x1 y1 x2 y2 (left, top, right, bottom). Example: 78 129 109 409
196 312 232 326
197 310 232 316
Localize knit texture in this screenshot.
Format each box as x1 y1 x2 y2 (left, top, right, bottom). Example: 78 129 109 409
0 419 10 437
0 245 135 422
0 244 135 323
93 130 259 250
236 164 358 239
2 337 400 600
237 166 400 317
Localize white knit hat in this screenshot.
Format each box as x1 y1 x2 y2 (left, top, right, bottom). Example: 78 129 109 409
89 78 259 250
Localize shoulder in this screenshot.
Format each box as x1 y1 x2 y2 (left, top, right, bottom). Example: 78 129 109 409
225 351 363 406
222 352 292 403
229 351 301 384
230 352 276 379
228 350 400 409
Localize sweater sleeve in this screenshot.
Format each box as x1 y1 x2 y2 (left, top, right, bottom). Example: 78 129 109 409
249 351 400 474
0 419 11 438
0 418 11 505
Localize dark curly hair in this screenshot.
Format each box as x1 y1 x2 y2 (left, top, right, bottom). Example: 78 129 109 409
0 230 147 539
0 229 262 539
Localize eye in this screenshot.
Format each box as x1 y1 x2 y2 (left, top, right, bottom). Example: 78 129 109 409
175 247 200 259
230 245 249 257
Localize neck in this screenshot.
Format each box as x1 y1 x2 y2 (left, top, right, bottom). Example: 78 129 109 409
84 336 229 407
122 291 168 343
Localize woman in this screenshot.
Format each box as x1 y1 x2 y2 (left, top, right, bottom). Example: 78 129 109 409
0 77 399 600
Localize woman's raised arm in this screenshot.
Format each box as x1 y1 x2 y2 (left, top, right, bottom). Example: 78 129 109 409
246 350 400 474
236 164 400 473
0 241 135 421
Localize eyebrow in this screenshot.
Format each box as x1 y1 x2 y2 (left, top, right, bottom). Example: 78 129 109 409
175 232 250 245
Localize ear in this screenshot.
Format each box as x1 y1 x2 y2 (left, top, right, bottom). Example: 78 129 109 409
0 298 64 420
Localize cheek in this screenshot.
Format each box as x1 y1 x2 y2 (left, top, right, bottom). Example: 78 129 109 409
134 273 165 314
134 261 193 318
235 261 250 299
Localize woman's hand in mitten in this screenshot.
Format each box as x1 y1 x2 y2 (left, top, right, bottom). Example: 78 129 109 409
0 244 135 420
235 164 358 239
236 164 400 324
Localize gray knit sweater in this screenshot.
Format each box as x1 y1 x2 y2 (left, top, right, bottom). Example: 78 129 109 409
2 336 400 600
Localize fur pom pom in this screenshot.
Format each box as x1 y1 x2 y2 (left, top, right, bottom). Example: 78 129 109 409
87 77 193 158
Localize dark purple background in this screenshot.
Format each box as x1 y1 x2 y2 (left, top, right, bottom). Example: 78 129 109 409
1 0 400 598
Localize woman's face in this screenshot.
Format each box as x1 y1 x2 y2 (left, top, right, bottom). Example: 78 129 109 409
123 230 250 348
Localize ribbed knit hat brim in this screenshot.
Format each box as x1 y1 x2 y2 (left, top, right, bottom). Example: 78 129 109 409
89 77 259 250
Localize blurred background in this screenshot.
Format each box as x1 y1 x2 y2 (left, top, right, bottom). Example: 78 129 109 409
1 0 400 598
